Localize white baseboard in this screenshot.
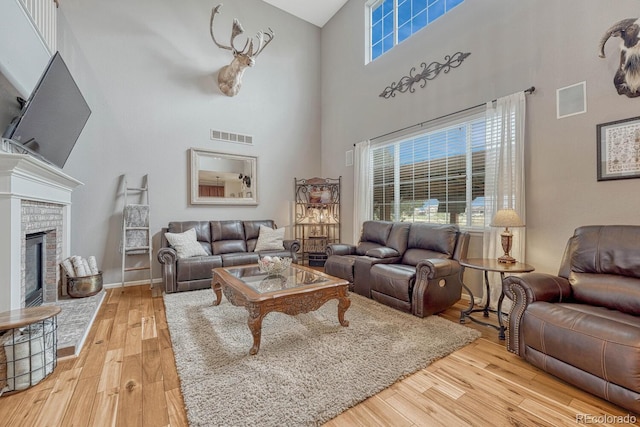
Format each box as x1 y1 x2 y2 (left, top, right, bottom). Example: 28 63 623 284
103 278 163 289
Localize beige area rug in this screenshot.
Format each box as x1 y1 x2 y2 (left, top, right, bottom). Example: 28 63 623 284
163 289 481 426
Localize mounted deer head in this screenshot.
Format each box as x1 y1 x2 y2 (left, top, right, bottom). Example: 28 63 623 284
210 4 275 97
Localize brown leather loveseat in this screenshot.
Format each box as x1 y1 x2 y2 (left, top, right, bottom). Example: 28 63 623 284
158 220 300 293
503 225 640 413
325 221 469 317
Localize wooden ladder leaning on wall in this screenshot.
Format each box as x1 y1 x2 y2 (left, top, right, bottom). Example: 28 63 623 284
120 175 153 291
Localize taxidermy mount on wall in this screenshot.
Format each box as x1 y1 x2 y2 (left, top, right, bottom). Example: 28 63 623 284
599 17 640 98
239 173 251 188
209 4 275 97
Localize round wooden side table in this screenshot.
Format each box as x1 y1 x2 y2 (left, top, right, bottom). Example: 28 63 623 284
459 258 534 340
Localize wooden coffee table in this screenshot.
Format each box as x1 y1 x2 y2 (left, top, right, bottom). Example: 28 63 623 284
212 263 350 355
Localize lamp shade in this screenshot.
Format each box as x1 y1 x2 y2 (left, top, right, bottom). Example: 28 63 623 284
491 209 524 228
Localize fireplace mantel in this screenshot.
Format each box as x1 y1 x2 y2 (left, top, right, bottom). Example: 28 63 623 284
0 151 83 312
0 152 82 201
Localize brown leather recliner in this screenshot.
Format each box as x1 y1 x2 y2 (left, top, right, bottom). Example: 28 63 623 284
369 223 469 317
503 225 640 414
325 221 410 296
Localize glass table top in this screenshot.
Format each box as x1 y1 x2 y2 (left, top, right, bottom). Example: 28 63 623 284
224 265 331 294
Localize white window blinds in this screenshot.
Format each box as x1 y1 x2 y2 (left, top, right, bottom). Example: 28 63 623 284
371 111 486 227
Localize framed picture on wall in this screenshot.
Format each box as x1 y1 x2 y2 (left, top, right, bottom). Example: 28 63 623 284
597 116 640 181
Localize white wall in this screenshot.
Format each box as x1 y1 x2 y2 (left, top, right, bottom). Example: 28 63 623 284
0 72 20 131
52 0 321 284
320 0 640 279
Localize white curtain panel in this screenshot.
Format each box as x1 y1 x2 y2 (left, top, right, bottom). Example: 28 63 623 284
352 140 372 244
483 92 526 309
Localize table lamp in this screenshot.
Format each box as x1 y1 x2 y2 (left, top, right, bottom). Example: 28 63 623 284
491 209 524 263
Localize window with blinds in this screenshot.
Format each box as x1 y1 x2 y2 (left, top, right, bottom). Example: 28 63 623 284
371 112 486 228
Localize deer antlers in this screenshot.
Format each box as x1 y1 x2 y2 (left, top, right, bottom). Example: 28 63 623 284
210 4 274 58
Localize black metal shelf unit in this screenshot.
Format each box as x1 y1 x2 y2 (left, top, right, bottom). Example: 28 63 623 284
294 177 341 267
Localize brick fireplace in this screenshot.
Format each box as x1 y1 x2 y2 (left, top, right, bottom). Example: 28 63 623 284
0 151 82 312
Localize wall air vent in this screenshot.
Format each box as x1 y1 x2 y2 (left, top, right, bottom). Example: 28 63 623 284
210 129 253 145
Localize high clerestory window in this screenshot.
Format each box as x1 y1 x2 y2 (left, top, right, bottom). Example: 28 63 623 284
367 0 464 62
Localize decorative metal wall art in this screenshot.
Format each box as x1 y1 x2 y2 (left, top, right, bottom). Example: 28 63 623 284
379 51 471 99
598 18 640 98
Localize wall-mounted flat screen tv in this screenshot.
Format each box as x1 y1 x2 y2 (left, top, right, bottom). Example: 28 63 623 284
2 51 91 169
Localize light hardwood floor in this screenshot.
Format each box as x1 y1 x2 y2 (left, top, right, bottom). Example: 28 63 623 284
0 285 633 426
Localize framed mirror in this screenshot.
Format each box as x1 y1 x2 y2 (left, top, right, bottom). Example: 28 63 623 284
189 148 258 205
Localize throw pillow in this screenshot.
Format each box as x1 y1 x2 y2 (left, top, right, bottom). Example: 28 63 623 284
165 228 208 259
254 225 285 252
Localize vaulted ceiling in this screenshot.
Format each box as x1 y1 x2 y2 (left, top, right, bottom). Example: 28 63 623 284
261 0 348 27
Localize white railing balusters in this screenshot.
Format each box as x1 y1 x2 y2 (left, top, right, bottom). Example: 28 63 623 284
17 0 57 54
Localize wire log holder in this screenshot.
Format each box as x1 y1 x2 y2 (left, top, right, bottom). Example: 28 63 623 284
0 315 58 395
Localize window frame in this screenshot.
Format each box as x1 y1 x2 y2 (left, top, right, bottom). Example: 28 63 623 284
365 0 464 64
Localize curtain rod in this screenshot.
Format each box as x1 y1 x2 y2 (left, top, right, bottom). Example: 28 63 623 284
357 86 535 145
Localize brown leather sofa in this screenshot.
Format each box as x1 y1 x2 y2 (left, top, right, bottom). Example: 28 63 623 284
157 220 300 293
325 221 469 317
503 225 640 414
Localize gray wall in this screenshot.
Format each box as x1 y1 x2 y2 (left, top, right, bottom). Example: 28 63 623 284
320 0 640 278
53 0 321 284
0 72 20 133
